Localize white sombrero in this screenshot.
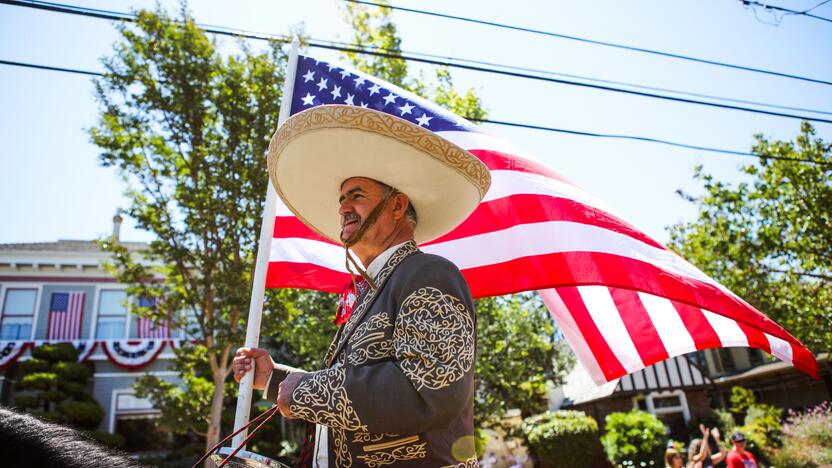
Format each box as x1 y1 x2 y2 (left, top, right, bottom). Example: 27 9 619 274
267 105 491 244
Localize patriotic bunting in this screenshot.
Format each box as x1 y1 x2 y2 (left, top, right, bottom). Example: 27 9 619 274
264 54 817 384
0 341 30 371
100 340 167 371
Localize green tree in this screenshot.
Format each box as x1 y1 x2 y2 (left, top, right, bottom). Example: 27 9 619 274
90 4 289 454
340 1 570 428
14 343 121 446
476 295 573 428
601 410 667 467
668 122 831 354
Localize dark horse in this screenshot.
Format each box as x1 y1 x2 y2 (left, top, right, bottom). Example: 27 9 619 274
0 407 144 467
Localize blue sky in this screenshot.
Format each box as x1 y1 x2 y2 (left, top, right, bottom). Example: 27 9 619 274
1 0 830 245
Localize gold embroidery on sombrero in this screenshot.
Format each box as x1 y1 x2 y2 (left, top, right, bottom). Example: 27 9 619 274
441 457 479 468
268 107 491 213
348 313 394 366
394 287 475 390
356 441 427 467
326 241 419 367
352 432 400 443
289 367 367 432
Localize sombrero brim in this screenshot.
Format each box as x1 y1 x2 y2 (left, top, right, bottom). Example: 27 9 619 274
267 105 491 244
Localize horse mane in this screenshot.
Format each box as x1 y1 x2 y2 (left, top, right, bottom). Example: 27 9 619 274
0 407 145 467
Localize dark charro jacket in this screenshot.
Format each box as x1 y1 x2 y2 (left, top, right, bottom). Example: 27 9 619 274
267 241 477 467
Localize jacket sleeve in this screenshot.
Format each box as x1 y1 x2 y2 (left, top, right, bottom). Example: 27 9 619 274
288 258 476 434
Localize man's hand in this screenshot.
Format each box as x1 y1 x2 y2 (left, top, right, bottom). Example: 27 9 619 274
233 347 275 390
277 372 306 419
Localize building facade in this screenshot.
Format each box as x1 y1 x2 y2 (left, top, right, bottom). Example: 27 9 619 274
0 229 183 441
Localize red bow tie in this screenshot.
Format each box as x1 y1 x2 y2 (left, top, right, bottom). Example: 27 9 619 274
335 277 369 326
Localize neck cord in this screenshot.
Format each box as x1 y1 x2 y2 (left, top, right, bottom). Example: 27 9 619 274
341 189 399 292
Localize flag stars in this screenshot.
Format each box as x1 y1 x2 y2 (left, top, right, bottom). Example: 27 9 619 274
330 85 342 100
302 70 315 83
398 102 414 116
416 113 433 127
344 93 355 106
301 92 316 106
368 83 382 96
354 76 366 87
327 63 337 72
383 93 397 105
339 69 351 80
316 78 328 91
359 101 368 108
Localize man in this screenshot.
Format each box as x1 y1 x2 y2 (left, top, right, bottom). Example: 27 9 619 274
234 105 491 467
725 432 757 468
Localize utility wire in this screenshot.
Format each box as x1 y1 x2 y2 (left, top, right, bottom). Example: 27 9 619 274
3 58 829 167
5 0 832 124
739 0 832 25
344 0 832 87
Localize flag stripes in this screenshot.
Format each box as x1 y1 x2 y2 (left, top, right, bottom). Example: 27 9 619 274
46 292 85 340
138 317 170 339
542 286 815 384
265 54 818 384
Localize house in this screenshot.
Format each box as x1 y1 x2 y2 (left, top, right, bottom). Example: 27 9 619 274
0 215 184 447
550 347 831 440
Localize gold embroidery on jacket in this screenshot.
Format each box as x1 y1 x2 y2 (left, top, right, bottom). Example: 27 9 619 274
356 440 428 467
326 241 419 367
332 427 351 467
395 287 475 390
289 367 367 432
441 457 479 468
348 313 394 366
352 432 400 443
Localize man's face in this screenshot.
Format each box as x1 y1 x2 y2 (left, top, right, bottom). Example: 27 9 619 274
338 177 388 243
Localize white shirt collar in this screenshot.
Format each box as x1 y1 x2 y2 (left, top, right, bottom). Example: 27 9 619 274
365 241 410 279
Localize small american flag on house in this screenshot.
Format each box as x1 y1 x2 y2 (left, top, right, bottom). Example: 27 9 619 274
136 297 170 339
47 291 85 340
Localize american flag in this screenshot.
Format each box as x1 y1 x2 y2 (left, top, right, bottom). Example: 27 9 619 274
47 292 85 340
265 54 817 384
136 297 170 339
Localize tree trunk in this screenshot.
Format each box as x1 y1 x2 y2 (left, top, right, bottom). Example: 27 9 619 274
204 370 226 468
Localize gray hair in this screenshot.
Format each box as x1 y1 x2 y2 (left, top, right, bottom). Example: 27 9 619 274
379 182 418 228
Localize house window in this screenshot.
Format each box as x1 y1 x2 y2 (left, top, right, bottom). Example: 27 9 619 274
718 348 736 373
749 348 764 366
96 290 127 339
634 391 690 441
0 289 37 340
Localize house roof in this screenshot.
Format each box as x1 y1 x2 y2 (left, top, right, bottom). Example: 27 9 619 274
0 240 147 253
714 353 828 384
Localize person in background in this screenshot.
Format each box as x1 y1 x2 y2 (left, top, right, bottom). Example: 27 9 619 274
687 424 728 468
725 432 758 468
665 446 684 468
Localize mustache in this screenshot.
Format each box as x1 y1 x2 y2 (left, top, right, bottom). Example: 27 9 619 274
341 213 361 227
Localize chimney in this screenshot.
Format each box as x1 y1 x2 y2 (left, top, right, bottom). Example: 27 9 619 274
112 212 123 241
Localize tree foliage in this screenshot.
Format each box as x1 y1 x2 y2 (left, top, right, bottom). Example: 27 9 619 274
601 410 667 467
90 3 289 451
668 122 832 353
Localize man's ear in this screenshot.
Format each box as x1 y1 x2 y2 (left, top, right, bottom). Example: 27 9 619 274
392 193 409 220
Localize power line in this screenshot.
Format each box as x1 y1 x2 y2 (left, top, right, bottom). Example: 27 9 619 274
3 58 829 167
5 0 832 124
739 0 832 25
344 0 832 87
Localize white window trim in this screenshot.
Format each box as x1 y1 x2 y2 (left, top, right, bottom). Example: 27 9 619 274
109 389 160 433
0 284 43 341
91 286 129 340
632 390 690 424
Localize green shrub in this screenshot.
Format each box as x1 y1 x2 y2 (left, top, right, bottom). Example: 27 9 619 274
522 410 604 468
601 411 666 467
87 430 126 449
31 342 79 362
58 400 104 430
18 357 51 374
13 395 40 409
16 372 58 391
771 402 832 468
54 361 91 382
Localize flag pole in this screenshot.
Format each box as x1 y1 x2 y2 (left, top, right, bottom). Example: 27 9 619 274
231 37 300 449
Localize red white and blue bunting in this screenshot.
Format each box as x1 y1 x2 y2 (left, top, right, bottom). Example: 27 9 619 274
0 341 30 371
0 339 179 371
101 340 167 371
